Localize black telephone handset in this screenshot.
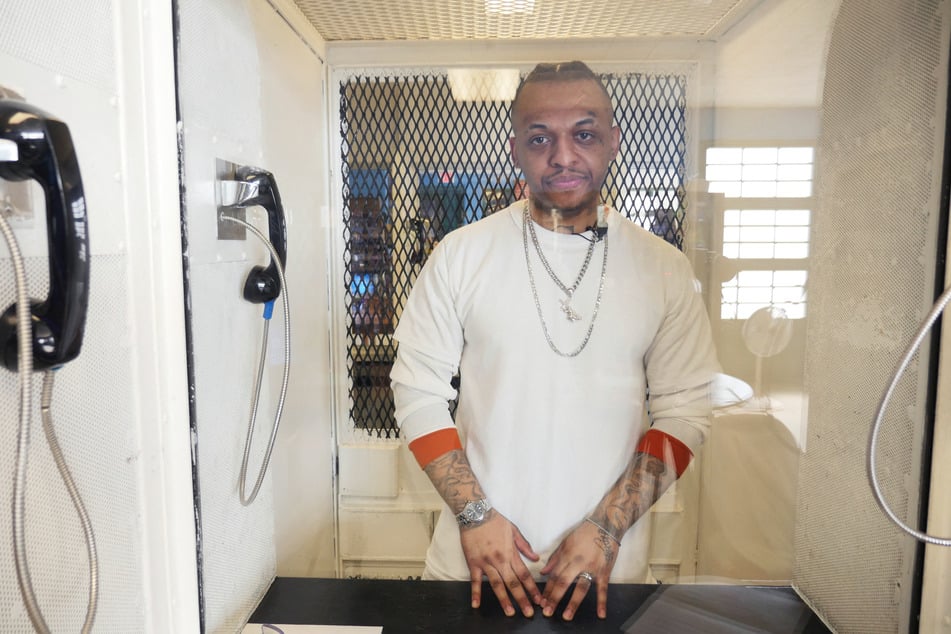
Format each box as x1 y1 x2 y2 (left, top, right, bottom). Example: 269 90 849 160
234 166 287 304
0 99 90 371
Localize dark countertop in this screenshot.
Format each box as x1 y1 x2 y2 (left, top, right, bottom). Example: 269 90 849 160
248 577 833 633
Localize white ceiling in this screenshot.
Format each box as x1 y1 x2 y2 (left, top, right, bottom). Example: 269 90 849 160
291 0 763 42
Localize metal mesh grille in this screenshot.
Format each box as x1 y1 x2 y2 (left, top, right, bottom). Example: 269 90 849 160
339 69 688 437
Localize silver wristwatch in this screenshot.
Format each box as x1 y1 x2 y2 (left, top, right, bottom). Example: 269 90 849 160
456 498 492 527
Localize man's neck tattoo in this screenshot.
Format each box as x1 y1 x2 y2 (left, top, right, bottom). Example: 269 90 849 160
528 203 595 236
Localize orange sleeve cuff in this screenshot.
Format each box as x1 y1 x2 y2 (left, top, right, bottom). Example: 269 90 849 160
408 428 463 469
636 429 693 478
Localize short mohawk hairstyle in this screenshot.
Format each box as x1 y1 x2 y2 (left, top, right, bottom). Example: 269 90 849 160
511 61 613 120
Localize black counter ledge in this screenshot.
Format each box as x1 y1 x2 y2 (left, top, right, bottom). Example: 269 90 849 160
248 577 834 633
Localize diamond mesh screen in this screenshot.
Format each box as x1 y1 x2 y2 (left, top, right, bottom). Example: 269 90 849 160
339 68 688 437
795 1 947 632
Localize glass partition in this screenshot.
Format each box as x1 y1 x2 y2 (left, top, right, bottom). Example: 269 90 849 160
328 3 949 632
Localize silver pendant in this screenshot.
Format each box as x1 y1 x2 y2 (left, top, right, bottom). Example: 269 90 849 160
560 297 582 321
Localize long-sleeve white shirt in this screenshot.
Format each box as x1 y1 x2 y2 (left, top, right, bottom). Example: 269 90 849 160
391 202 719 581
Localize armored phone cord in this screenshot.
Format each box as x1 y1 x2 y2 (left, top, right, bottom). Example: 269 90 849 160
220 214 291 506
869 283 951 546
0 212 99 633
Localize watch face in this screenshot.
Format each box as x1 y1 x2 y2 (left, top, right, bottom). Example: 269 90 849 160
459 499 488 525
475 500 488 519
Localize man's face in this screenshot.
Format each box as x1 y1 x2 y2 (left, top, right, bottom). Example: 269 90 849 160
510 79 620 217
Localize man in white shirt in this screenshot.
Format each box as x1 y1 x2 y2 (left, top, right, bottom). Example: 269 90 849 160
391 61 719 621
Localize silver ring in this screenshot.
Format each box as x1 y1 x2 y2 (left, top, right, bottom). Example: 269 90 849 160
576 571 595 584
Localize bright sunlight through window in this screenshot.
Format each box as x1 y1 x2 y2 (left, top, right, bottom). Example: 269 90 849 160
721 270 807 320
707 147 813 320
722 208 811 260
706 146 814 198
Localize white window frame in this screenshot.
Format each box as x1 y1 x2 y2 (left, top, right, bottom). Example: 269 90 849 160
705 146 814 321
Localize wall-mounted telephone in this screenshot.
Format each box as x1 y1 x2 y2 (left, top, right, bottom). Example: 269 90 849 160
0 96 97 634
219 165 291 506
0 99 90 370
232 166 287 306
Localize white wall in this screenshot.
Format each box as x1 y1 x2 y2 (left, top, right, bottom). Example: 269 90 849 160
176 0 333 630
253 0 336 581
0 0 198 632
704 0 838 389
715 0 838 109
1 0 336 630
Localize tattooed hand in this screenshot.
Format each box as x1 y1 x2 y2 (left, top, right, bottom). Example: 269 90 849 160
459 511 542 617
538 518 620 620
424 449 541 617
539 452 672 621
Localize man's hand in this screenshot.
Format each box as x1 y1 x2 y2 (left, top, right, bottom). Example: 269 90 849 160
538 450 674 621
539 519 618 620
422 449 541 618
460 511 542 618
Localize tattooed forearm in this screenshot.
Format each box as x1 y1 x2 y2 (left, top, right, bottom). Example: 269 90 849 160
589 452 674 542
424 449 486 514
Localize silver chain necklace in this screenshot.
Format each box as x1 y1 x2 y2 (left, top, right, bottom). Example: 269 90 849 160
525 202 598 321
522 202 609 357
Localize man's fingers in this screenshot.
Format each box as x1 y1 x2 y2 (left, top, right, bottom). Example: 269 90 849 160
514 559 543 606
460 512 541 617
471 564 537 618
470 568 482 609
502 569 535 618
485 568 516 617
561 574 593 621
596 578 609 619
540 570 571 617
